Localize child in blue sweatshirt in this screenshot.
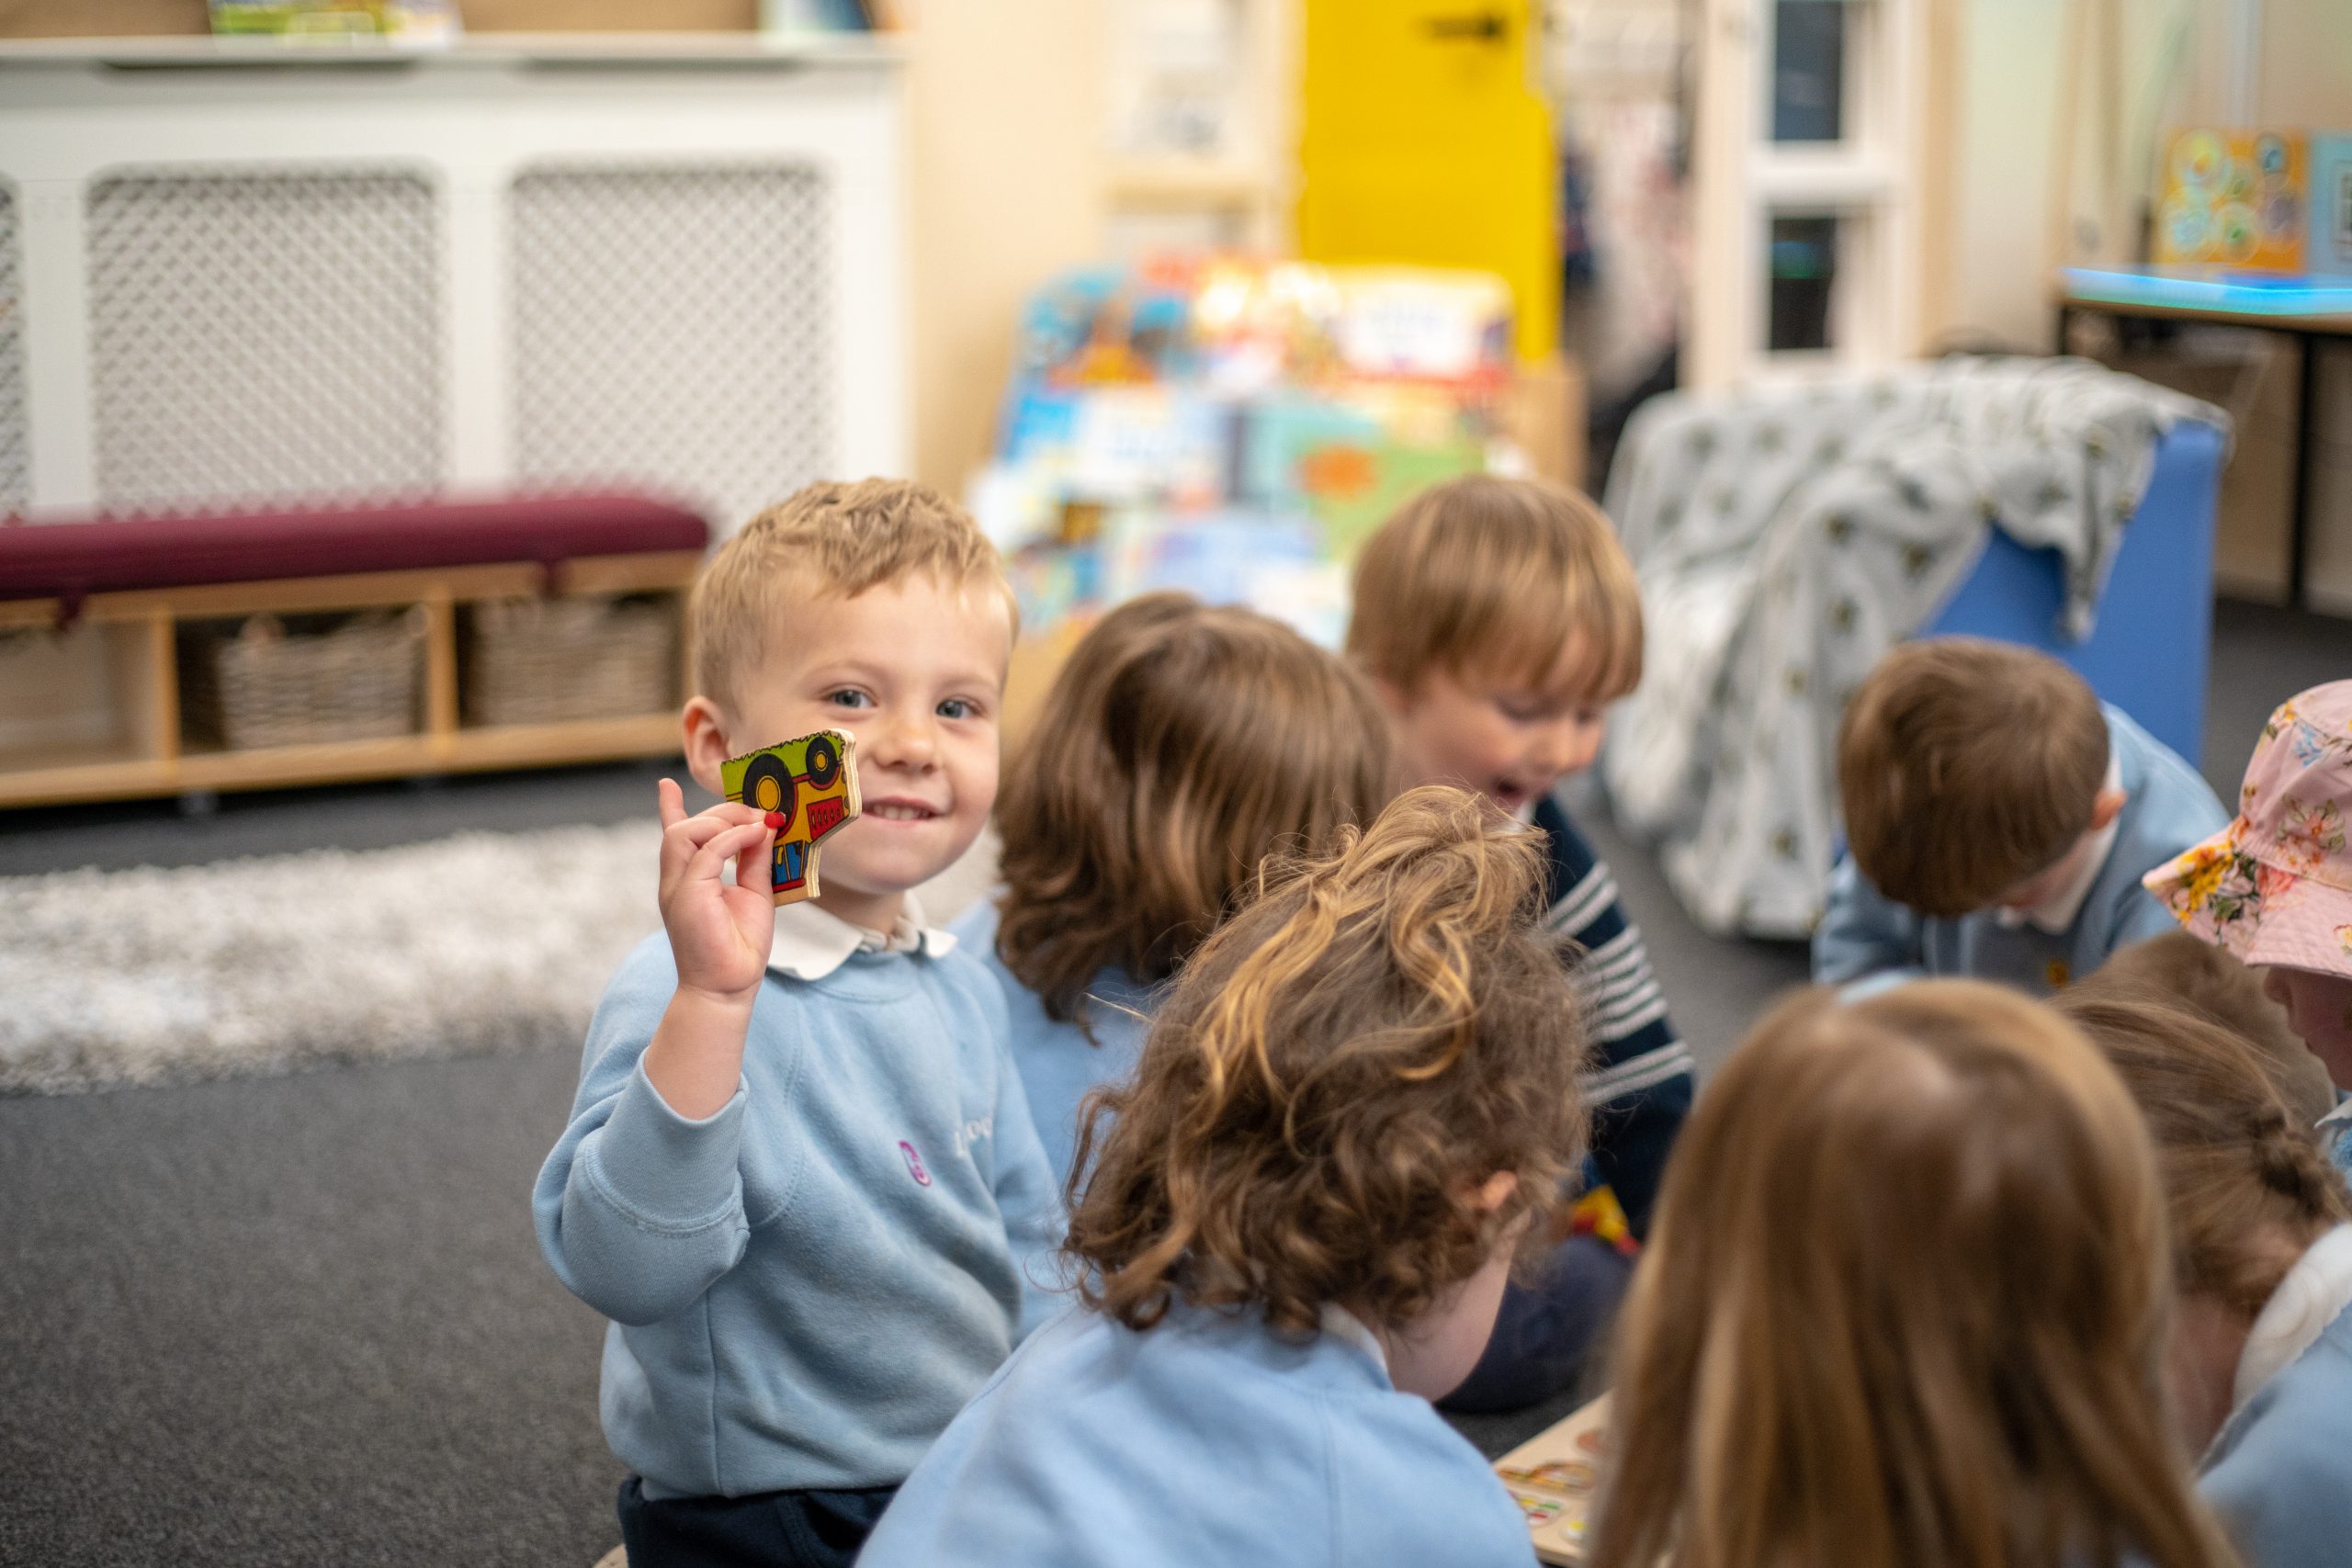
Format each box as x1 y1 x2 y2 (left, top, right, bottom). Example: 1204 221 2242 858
1814 637 2229 996
861 786 1589 1568
533 480 1060 1568
954 590 1393 1190
2057 991 2352 1568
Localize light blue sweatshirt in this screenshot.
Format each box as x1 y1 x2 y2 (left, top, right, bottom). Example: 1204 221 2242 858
532 923 1063 1499
1813 705 2228 994
2195 1225 2352 1568
857 1299 1540 1568
950 897 1155 1190
2201 1301 2352 1568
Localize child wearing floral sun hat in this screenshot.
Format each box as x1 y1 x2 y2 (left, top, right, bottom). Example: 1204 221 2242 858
2146 682 2352 1170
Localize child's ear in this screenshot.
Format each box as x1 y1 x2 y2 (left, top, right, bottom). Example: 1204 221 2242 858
681 697 732 798
1370 672 1415 719
2089 784 2127 832
1472 1171 1519 1213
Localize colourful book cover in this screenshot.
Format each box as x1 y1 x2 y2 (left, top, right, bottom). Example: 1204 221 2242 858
2155 129 2307 272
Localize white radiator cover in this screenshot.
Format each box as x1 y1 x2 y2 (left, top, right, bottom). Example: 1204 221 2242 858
0 39 906 531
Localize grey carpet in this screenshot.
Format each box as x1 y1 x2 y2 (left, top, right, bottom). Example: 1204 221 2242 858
0 1049 619 1568
0 600 2342 1563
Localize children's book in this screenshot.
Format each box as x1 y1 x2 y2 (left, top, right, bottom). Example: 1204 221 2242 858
2154 129 2307 271
1492 1394 1610 1565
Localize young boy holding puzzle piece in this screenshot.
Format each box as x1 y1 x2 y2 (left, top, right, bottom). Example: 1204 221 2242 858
533 479 1059 1568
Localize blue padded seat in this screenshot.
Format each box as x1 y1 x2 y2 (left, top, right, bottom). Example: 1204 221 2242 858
1923 420 2224 763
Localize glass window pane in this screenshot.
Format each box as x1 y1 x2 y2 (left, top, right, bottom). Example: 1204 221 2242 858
1772 0 1846 143
1767 214 1838 352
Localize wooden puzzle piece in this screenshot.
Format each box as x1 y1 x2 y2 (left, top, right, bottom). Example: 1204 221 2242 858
720 728 861 906
1497 1460 1598 1495
1495 1393 1611 1564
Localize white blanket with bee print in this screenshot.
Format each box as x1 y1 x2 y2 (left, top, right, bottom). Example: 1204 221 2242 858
1598 356 2222 940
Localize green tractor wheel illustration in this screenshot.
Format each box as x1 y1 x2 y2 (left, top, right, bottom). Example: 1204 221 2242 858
804 733 842 792
742 752 795 835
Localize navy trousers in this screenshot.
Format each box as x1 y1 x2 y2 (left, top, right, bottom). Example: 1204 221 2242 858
616 1476 897 1568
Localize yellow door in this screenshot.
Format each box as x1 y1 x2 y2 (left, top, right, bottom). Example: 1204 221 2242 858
1296 0 1557 363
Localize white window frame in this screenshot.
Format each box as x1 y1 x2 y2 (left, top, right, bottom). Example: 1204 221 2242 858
1690 0 1932 388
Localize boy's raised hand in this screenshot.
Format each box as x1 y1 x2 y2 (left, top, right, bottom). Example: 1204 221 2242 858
656 778 777 1003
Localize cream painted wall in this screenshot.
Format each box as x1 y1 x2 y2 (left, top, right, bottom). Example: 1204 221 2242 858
903 0 1109 494
1940 0 2351 605
1943 0 2349 348
1945 0 2065 351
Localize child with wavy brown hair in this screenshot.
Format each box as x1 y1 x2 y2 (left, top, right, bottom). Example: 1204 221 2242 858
2057 993 2352 1568
865 787 1590 1568
1589 980 2233 1568
955 590 1394 1186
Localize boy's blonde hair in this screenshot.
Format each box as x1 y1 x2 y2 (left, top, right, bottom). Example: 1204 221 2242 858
992 592 1394 1027
1590 981 2228 1568
1838 638 2109 917
1346 474 1644 700
688 479 1015 709
2058 991 2350 1318
1065 785 1589 1336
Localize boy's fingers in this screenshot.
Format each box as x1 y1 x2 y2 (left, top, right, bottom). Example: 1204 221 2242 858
662 802 762 860
684 821 769 888
734 826 776 895
656 777 686 830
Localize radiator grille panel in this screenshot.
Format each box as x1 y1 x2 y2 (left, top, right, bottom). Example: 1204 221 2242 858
85 168 445 512
0 185 28 516
510 164 834 533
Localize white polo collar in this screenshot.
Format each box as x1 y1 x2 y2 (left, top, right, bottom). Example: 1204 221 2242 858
1318 1303 1390 1380
2233 1223 2352 1413
766 891 956 981
1995 756 2124 936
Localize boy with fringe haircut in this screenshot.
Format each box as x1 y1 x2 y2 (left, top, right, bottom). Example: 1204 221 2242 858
534 480 1061 1568
1347 473 1696 1412
1814 637 2227 996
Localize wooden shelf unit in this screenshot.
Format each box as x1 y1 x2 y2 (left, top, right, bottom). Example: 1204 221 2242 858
0 550 698 809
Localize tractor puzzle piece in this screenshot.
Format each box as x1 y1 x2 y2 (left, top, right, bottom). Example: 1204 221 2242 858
720 728 861 906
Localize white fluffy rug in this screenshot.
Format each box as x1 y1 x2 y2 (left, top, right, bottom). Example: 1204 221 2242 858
0 820 1003 1096
0 824 663 1095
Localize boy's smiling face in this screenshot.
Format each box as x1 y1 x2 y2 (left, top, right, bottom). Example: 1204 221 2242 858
686 576 1011 933
1377 645 1609 817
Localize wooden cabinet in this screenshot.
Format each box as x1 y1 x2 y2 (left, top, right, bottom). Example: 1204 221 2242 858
0 551 697 808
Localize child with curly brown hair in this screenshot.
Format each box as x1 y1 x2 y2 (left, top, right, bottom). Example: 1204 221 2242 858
863 786 1590 1568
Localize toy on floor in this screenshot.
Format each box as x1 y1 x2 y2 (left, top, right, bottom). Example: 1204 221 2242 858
720 728 861 905
1494 1394 1610 1563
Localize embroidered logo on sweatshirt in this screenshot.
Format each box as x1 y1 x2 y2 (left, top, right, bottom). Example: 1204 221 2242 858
953 1115 993 1157
898 1140 932 1187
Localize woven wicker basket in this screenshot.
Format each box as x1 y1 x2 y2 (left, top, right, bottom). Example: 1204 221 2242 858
465 595 676 728
190 608 426 751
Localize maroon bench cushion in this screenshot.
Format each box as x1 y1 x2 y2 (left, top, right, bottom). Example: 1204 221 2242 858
0 493 710 607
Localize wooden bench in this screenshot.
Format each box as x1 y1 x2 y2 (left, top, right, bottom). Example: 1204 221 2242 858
0 495 708 808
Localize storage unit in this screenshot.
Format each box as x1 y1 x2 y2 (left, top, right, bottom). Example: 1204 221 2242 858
0 494 705 807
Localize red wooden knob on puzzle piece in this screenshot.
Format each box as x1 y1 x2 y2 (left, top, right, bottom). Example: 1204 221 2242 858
763 811 786 830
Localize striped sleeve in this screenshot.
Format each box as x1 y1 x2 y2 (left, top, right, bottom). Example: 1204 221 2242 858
1535 796 1694 1238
